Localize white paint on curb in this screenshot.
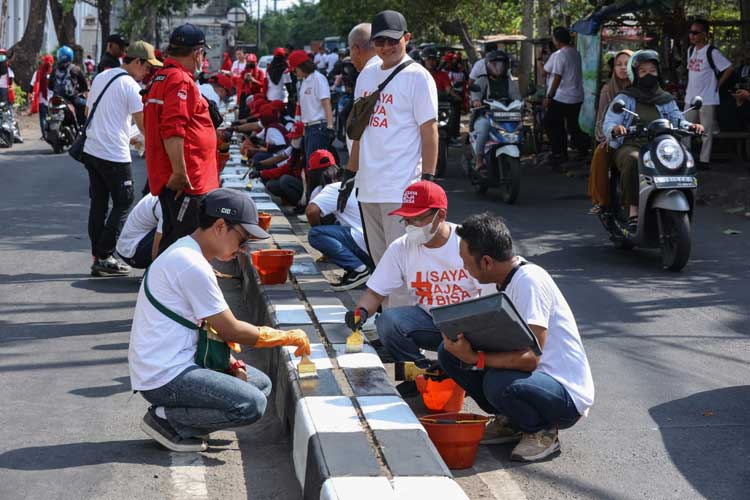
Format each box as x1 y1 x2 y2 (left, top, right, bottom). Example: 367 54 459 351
284 343 333 370
320 477 395 499
311 304 348 323
274 304 312 324
169 453 209 499
357 396 424 431
334 344 383 369
392 477 469 499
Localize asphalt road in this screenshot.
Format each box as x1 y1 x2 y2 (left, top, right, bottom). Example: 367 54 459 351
311 146 750 500
0 138 299 500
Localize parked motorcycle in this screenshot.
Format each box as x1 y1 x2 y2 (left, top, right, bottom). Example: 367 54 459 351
599 97 703 271
436 97 451 177
464 98 524 204
45 95 80 154
0 100 14 148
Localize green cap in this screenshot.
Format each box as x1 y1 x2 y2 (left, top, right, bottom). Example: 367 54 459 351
126 41 163 67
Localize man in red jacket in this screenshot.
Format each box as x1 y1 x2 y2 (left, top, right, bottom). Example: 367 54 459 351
143 24 219 253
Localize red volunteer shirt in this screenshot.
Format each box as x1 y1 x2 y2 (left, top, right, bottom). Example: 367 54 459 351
429 69 451 93
144 58 218 196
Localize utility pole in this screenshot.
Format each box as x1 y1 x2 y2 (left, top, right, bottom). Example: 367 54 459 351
520 0 534 94
256 0 261 51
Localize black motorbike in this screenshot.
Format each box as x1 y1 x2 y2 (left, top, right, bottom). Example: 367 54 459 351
436 81 464 178
600 97 703 271
46 95 80 154
0 100 14 148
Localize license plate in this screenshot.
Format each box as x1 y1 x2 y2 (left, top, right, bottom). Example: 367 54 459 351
653 176 696 187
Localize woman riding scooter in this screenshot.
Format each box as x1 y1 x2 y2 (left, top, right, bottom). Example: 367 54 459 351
470 50 521 176
602 50 703 233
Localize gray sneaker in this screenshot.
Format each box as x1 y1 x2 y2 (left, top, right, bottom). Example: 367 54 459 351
480 415 523 445
140 407 207 452
510 429 560 462
91 255 131 277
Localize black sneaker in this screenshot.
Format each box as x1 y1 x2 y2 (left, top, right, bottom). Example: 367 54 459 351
330 268 371 291
91 256 131 277
140 407 207 452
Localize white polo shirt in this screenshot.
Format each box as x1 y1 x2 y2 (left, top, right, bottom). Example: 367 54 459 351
298 71 330 124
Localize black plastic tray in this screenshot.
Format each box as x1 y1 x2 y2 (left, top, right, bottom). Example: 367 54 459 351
431 292 542 356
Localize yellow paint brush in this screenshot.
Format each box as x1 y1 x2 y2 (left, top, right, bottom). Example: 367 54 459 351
345 311 364 353
297 354 318 379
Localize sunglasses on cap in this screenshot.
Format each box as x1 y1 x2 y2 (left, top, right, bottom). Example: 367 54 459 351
373 37 402 48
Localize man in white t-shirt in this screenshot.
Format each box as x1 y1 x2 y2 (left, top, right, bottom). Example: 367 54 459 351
131 188 310 452
345 182 492 380
305 149 373 291
337 10 438 309
467 42 497 88
231 48 246 77
684 19 734 168
542 27 587 165
83 41 162 277
440 212 594 463
314 46 327 73
325 51 339 75
116 193 163 269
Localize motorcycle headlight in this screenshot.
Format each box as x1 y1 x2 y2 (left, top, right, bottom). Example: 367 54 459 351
685 150 695 169
655 138 685 170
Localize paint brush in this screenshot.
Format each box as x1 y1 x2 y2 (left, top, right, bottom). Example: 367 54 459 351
297 354 318 379
345 311 364 353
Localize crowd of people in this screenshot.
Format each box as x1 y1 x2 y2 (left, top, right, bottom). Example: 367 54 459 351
11 8 749 464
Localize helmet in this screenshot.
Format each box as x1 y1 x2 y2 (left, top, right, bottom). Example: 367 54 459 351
420 47 439 61
627 49 659 83
408 48 422 64
57 46 74 64
486 50 510 77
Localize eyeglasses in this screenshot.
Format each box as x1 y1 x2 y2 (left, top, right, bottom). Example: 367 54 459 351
401 209 438 226
229 225 252 250
689 30 705 36
373 37 402 48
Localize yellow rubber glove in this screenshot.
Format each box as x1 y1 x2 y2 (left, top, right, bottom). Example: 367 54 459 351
256 326 311 357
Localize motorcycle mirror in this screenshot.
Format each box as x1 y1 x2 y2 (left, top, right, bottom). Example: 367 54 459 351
612 99 626 114
690 96 703 111
468 84 481 93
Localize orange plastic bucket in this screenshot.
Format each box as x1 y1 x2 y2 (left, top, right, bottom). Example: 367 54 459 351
416 375 466 412
251 249 294 284
257 212 272 231
419 412 489 469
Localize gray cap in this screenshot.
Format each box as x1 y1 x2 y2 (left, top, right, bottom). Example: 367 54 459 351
202 188 270 240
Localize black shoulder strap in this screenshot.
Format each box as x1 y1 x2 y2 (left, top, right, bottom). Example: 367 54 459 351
377 60 414 93
83 71 128 132
706 45 719 78
499 260 528 292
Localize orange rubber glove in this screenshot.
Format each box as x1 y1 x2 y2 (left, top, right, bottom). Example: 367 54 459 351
256 326 311 357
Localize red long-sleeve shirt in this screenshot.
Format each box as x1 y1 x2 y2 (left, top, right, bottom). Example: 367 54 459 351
143 58 218 196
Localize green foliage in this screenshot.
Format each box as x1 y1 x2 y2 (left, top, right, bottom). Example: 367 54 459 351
119 0 207 40
13 83 27 107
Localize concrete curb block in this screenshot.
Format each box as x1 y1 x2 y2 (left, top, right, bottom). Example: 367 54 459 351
220 168 467 499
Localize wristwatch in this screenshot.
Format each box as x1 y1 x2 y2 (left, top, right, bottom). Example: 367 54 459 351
230 359 247 371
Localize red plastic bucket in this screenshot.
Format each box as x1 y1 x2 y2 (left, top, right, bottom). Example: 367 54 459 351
416 375 466 412
251 249 294 284
419 412 489 469
257 212 272 231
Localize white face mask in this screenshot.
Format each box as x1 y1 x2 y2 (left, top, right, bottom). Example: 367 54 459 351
405 212 439 245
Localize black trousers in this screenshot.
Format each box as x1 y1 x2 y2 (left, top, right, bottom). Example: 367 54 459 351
266 175 303 206
158 187 204 254
83 152 134 259
544 100 589 157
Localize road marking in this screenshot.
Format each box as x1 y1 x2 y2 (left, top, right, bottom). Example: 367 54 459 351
169 453 208 499
472 447 528 500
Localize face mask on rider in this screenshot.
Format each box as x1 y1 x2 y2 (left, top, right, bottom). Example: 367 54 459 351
405 211 440 245
637 73 659 90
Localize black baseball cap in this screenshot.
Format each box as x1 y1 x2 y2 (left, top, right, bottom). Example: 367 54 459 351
106 34 129 47
371 10 408 40
202 188 270 240
169 23 212 49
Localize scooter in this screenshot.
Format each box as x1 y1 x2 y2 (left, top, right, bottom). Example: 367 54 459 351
45 95 80 154
600 97 703 271
465 98 524 204
0 100 14 148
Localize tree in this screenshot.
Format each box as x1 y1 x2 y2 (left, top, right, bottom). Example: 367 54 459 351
50 0 79 58
9 0 48 89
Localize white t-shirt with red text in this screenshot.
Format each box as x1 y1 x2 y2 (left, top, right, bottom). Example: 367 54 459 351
299 70 330 123
353 55 438 203
367 223 494 311
685 45 731 107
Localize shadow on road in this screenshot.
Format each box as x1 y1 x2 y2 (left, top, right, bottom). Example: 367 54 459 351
70 376 131 398
649 386 750 499
71 276 142 294
0 318 133 343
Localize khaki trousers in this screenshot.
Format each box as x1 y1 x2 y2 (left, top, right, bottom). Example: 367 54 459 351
684 105 718 163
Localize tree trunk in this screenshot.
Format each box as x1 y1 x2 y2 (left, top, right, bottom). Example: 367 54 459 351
520 0 535 95
441 19 478 66
98 0 111 58
9 0 48 89
49 0 77 47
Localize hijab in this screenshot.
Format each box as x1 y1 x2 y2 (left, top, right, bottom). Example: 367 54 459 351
602 50 633 100
267 54 287 85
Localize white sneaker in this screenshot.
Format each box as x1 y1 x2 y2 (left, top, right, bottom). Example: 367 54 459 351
510 429 560 462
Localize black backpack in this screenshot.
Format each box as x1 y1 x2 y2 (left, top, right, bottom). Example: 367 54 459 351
53 65 77 99
688 45 740 131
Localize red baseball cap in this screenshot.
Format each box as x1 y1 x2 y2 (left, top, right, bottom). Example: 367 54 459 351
286 121 304 140
249 96 267 114
209 73 233 93
388 181 448 217
259 103 279 121
269 100 285 112
308 149 336 171
287 50 309 70
273 47 287 58
245 53 258 63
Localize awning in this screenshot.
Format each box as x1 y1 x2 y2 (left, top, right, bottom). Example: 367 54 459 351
572 0 675 36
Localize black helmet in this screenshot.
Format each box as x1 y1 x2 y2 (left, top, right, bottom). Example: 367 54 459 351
486 50 510 77
408 48 422 64
628 49 660 84
420 47 439 61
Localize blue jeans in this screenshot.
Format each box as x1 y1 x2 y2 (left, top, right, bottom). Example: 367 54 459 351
39 103 48 138
438 345 581 433
119 228 155 269
140 364 271 438
473 114 491 158
304 123 327 170
376 306 442 363
308 224 373 271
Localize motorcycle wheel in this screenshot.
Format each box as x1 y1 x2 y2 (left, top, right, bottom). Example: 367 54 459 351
0 130 12 148
498 155 521 204
659 209 691 271
436 138 448 178
49 132 63 154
